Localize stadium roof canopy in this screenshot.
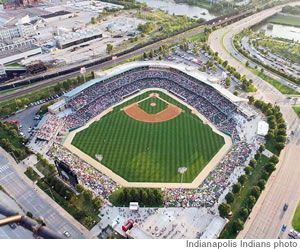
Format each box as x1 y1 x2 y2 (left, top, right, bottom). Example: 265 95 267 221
63 61 247 103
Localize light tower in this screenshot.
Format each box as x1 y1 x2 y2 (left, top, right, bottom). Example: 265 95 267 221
178 167 187 193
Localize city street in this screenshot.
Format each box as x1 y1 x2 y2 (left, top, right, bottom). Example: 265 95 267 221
208 2 300 239
0 148 94 239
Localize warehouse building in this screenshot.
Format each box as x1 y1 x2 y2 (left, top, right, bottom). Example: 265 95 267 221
55 28 102 49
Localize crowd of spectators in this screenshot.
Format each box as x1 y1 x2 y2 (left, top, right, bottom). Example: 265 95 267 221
163 141 254 208
36 114 63 141
63 67 239 140
47 143 119 199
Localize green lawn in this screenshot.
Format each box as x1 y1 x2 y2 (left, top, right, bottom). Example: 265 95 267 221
268 14 300 27
188 32 206 42
250 69 299 95
138 96 168 114
72 91 225 183
292 201 300 232
220 155 269 239
293 106 300 119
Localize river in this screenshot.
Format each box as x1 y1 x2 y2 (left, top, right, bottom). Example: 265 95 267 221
137 0 215 20
253 23 300 42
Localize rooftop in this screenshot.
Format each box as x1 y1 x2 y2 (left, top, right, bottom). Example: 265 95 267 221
41 10 72 19
0 44 41 59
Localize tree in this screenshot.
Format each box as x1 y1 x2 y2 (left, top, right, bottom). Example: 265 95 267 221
212 65 217 72
139 190 148 206
265 162 276 174
225 77 232 87
258 179 266 191
26 212 33 218
248 96 255 105
83 216 93 228
249 159 257 168
246 61 249 67
255 152 261 160
238 175 248 186
244 166 252 175
247 195 256 209
147 189 156 206
106 43 114 54
149 49 154 59
93 197 103 209
218 203 231 218
83 190 93 201
239 208 249 220
130 188 139 202
261 170 270 181
250 186 261 199
232 183 242 194
270 155 279 164
91 17 97 24
225 192 235 204
193 47 200 56
260 68 264 74
232 218 244 233
76 184 85 193
259 144 265 152
233 90 239 96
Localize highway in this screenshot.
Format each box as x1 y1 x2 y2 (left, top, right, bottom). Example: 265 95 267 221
0 11 251 103
208 2 300 239
0 148 94 239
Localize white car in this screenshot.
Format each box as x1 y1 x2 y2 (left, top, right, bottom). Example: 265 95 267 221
63 231 71 238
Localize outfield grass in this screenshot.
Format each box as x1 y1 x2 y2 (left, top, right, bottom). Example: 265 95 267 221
72 91 225 183
138 97 168 114
292 201 300 232
293 106 300 120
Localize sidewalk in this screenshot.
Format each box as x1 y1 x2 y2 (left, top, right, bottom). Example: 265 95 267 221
0 147 95 239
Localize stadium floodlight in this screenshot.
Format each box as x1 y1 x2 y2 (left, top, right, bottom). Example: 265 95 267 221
178 167 187 193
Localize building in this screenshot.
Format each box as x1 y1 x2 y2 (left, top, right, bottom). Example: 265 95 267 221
41 11 74 23
3 0 40 10
17 23 36 38
0 23 35 40
0 65 7 81
0 42 41 65
55 28 102 49
0 39 36 52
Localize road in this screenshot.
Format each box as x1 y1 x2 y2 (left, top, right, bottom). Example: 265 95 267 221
208 2 300 239
0 11 250 102
0 148 94 239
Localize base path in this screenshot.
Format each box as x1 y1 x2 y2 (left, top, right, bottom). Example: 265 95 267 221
123 102 182 123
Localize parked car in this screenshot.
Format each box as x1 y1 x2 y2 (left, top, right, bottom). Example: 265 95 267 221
63 231 71 238
9 223 17 229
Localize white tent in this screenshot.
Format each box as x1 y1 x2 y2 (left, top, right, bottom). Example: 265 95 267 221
257 121 269 136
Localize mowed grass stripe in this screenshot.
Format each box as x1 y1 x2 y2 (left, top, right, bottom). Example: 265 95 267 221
72 90 225 183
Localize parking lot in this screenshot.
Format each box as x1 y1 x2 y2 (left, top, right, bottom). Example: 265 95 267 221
4 94 62 139
159 41 242 93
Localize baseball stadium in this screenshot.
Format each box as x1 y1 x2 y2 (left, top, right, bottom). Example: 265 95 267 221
40 61 260 189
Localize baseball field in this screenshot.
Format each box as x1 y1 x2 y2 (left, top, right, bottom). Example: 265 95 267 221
71 90 225 183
